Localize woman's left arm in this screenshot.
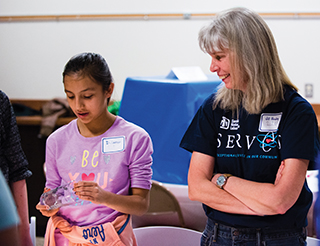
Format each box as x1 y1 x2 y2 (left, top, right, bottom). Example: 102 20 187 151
74 181 150 216
215 158 309 215
10 179 33 246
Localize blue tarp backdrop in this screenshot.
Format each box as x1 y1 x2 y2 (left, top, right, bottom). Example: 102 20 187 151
119 75 221 185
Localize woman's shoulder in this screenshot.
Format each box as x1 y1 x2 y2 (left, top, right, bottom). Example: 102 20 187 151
201 92 226 116
0 91 11 113
197 93 216 111
283 85 314 114
0 90 8 102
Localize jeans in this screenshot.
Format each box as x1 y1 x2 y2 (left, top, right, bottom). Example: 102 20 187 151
201 218 307 246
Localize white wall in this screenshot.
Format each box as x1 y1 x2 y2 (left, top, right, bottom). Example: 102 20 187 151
1 0 320 103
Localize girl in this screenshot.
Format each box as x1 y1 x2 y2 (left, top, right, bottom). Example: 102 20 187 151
180 7 320 246
37 52 153 246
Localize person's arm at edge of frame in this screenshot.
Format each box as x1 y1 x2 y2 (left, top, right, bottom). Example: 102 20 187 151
0 225 21 246
10 179 33 246
188 151 262 216
219 158 308 216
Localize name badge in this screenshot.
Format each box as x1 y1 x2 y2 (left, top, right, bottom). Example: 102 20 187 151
259 113 282 132
101 136 125 153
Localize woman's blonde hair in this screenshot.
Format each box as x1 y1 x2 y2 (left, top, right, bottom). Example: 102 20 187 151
199 7 297 114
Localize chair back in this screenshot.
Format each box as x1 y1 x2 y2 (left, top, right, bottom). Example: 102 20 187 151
133 226 202 246
146 180 185 227
132 180 186 228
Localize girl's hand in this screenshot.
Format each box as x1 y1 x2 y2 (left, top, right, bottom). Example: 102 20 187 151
36 203 59 217
74 181 150 216
73 181 108 204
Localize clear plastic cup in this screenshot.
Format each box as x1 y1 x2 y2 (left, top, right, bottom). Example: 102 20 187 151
40 181 84 210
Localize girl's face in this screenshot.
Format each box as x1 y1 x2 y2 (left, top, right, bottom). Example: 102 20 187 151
209 50 246 92
64 74 112 125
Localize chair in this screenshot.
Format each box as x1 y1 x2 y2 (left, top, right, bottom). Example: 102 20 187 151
133 226 202 246
133 227 318 246
306 170 319 237
29 216 36 246
133 180 185 228
307 237 320 246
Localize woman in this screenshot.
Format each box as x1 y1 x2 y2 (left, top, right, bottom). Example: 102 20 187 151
0 90 33 246
180 7 320 246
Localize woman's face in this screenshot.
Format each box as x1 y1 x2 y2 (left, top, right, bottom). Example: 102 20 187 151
209 50 246 92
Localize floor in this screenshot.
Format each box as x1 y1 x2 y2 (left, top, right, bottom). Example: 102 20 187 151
36 237 44 246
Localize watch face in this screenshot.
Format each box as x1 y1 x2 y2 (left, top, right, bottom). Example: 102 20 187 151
217 175 226 187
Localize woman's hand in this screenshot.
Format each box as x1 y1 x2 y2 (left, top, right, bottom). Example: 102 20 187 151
211 173 220 185
275 161 285 185
223 158 309 215
188 152 258 215
36 203 59 217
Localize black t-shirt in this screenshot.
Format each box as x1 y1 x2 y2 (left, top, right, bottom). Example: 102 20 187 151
180 85 320 228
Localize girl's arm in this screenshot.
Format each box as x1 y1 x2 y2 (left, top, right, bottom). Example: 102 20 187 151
188 151 260 215
219 158 308 215
73 181 150 216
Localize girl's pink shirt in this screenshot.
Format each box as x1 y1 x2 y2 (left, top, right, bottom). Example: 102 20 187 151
45 116 153 226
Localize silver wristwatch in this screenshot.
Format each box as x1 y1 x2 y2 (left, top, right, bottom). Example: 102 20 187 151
216 174 233 189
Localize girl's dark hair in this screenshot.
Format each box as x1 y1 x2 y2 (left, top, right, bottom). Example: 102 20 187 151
62 52 113 91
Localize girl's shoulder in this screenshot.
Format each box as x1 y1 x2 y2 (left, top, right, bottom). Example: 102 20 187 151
47 118 78 141
112 116 151 137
